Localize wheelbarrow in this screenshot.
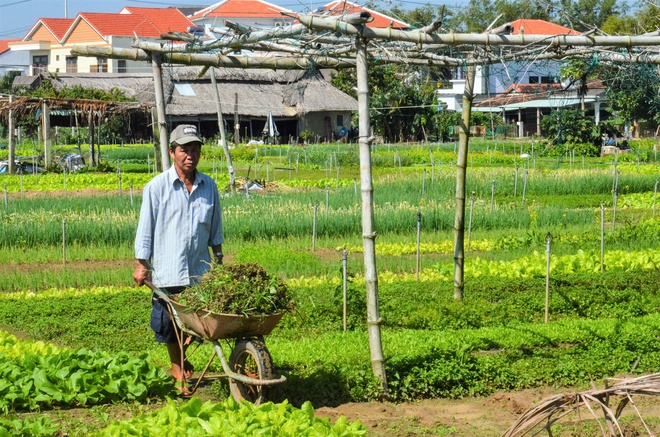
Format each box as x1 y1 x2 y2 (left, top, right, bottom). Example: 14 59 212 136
144 280 286 404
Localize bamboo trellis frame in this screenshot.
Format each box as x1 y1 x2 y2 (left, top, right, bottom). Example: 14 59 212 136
69 10 660 392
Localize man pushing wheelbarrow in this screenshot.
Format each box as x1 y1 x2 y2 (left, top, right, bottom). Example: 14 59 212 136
133 124 224 396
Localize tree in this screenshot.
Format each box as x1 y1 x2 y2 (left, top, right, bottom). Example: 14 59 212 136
602 3 660 35
560 57 601 109
331 65 440 142
600 62 660 127
556 0 621 31
541 108 599 149
0 71 22 94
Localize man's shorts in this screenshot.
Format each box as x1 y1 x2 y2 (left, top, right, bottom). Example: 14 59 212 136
150 286 185 344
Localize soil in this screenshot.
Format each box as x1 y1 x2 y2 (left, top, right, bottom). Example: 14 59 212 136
23 385 660 436
314 388 562 436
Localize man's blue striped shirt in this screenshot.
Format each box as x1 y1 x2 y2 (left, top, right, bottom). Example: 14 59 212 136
135 165 223 287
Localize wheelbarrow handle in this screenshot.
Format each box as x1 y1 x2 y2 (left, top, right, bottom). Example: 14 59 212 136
143 279 157 291
143 279 171 302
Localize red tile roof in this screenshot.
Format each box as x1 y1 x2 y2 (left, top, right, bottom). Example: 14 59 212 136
510 19 580 36
22 18 74 43
68 9 194 40
75 13 162 38
475 83 563 107
39 18 75 41
0 39 20 55
323 1 408 29
190 0 291 20
119 7 196 34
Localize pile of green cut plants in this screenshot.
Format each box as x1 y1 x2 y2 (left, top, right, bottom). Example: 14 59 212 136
179 263 295 316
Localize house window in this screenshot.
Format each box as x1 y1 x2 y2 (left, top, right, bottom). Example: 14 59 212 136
56 55 60 61
529 76 540 84
336 114 344 127
91 57 107 73
31 55 48 75
117 60 127 73
66 56 77 73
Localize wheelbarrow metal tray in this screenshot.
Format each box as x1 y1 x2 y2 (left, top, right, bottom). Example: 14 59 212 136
169 301 283 340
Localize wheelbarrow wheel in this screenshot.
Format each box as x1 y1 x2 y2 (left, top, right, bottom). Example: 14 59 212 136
228 338 274 405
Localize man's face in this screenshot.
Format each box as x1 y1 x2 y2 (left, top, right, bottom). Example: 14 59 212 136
170 143 201 174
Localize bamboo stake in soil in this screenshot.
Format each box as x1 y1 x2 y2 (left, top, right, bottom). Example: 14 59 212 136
342 249 348 332
416 212 422 281
545 232 552 323
600 203 605 272
356 36 387 393
453 62 476 301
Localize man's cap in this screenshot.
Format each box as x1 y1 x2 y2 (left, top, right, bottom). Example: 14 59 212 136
170 124 202 146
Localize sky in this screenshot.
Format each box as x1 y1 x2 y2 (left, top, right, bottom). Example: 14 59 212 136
0 0 465 40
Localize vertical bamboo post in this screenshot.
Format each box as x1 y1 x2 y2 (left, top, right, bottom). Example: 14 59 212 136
514 165 519 197
342 248 348 332
336 162 340 186
312 202 317 252
62 218 67 265
234 93 240 145
356 35 387 391
8 95 15 174
353 177 358 200
130 182 134 207
612 188 619 232
600 203 605 272
416 212 422 281
43 100 51 168
20 173 24 199
211 69 235 193
151 53 169 171
421 169 426 198
88 110 96 167
467 191 475 251
3 184 7 210
453 62 476 301
490 179 496 213
652 181 658 218
545 232 552 323
521 171 528 207
325 184 330 214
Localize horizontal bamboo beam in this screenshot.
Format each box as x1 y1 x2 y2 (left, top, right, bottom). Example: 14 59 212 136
71 44 462 68
296 13 660 48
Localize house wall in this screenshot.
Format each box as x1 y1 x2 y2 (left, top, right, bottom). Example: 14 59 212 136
31 26 59 43
0 51 30 76
108 37 153 74
481 60 563 95
66 21 104 44
299 111 352 141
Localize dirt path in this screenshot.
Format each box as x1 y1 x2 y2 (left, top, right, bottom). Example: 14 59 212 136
314 388 563 436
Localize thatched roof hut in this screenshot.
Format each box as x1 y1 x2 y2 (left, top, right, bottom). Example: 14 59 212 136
162 67 357 142
4 67 357 142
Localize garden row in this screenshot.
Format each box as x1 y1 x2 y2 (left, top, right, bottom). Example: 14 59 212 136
0 267 657 408
0 329 365 435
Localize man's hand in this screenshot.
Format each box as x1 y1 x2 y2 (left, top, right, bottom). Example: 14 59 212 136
133 260 151 286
